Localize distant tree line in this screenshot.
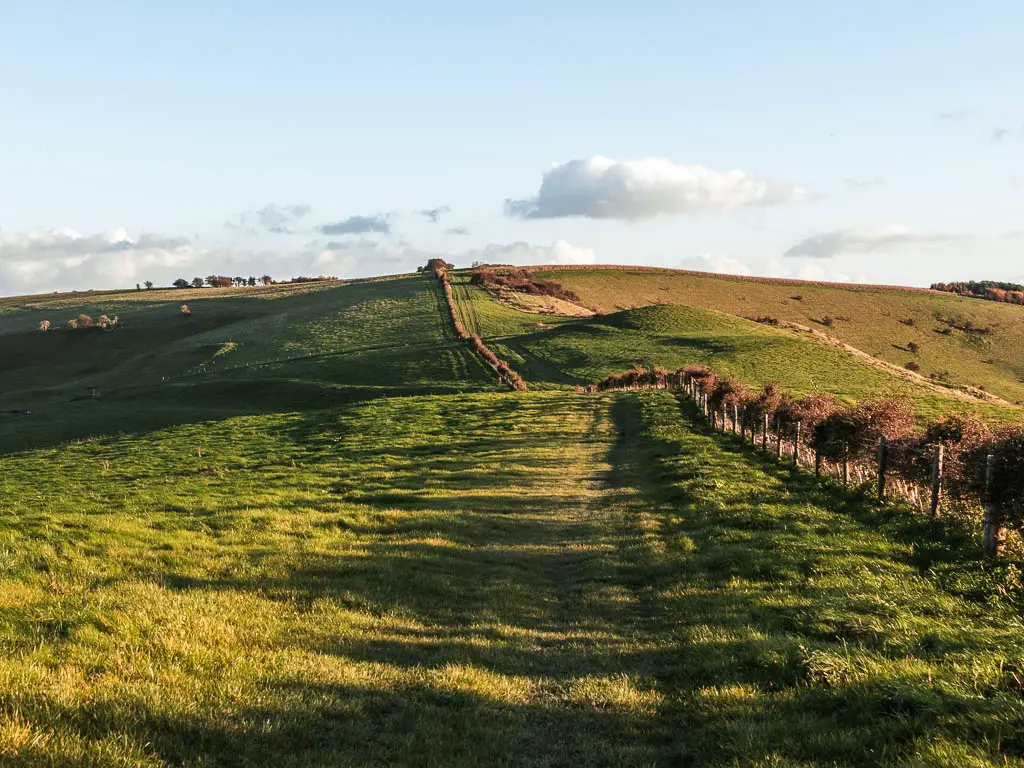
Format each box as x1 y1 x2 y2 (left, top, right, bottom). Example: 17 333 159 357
931 281 1024 305
168 275 339 289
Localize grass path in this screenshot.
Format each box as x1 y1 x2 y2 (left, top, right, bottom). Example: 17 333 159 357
4 392 1024 765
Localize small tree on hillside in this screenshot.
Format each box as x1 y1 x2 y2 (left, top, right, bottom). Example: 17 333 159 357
191 277 204 288
261 275 272 285
247 276 257 286
173 278 189 289
144 281 154 290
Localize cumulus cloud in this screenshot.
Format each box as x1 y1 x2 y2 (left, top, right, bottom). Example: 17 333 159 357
318 214 392 236
420 206 451 224
783 226 963 259
226 203 312 234
0 224 440 295
0 227 198 294
504 156 812 220
678 252 752 276
470 240 597 266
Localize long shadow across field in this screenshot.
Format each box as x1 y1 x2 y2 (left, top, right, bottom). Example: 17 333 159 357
10 393 1024 766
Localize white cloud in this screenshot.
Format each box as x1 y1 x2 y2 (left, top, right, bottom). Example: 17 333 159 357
470 240 597 266
679 252 752 276
505 156 812 220
318 214 392 236
0 227 198 294
420 206 451 224
225 203 312 234
0 225 433 294
784 226 963 259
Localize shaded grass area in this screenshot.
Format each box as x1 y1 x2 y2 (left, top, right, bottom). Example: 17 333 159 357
3 391 1024 764
0 275 498 453
608 391 1024 766
538 267 1024 405
0 274 450 404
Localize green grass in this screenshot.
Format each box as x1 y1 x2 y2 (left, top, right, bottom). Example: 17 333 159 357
3 390 1024 765
5 269 1024 764
450 277 1022 421
535 267 1024 404
0 274 497 452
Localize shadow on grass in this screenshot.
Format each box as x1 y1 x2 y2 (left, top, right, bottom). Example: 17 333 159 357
9 391 1024 766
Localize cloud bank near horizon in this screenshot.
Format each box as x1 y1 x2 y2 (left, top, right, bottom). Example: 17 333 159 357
784 226 963 259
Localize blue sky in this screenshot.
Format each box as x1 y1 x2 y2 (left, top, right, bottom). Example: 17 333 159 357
1 0 1022 293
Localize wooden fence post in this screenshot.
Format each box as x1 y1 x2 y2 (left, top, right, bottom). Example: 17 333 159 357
930 442 944 518
876 437 888 500
814 447 822 477
762 413 769 451
842 442 849 487
793 421 801 465
732 404 739 434
775 417 783 459
982 454 1006 558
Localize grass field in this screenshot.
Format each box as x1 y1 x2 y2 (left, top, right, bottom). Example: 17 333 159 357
5 267 1024 765
0 274 496 452
3 390 1024 765
451 274 1022 422
535 267 1024 405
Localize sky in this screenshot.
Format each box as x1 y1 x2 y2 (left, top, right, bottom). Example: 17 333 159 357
1 0 1022 295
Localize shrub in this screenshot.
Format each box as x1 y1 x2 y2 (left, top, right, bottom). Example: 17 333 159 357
751 315 780 325
790 295 803 301
788 393 838 433
905 361 921 372
750 382 785 419
426 258 455 277
709 376 751 409
180 304 191 316
38 320 51 332
77 314 92 328
907 341 919 353
809 397 914 461
65 319 79 330
900 318 916 327
470 266 580 303
815 316 835 328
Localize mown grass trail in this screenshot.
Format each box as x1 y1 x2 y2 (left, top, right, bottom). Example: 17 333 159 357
3 391 1024 765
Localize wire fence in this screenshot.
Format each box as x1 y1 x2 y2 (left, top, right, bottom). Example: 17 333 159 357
589 371 1016 559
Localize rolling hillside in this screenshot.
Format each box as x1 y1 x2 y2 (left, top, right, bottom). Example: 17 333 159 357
534 266 1024 405
0 275 493 452
4 267 1024 765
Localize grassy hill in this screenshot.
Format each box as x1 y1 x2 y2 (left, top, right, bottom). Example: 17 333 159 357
0 275 494 452
449 271 1022 423
5 267 1024 765
533 266 1024 405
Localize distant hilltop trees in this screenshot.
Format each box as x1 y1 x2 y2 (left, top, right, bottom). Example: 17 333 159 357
932 281 1024 305
167 274 338 289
